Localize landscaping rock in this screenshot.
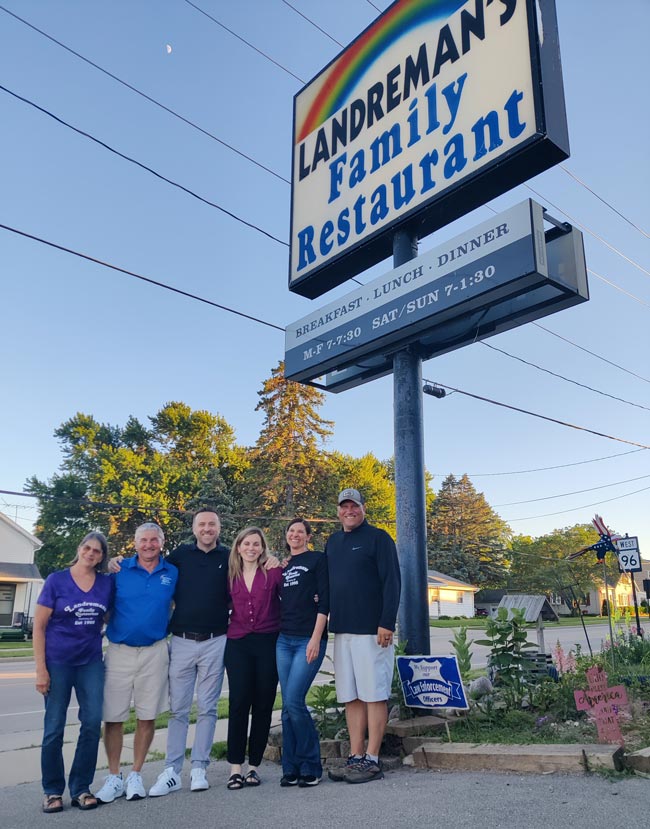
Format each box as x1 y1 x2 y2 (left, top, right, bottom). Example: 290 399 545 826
385 715 447 738
624 747 650 774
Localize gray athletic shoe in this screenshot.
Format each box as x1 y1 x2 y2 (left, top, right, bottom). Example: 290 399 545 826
344 755 384 784
327 755 363 782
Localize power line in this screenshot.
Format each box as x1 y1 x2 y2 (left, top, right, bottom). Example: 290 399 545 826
0 488 348 527
182 0 306 84
0 4 290 185
0 223 286 333
533 323 650 384
435 447 646 477
504 484 650 522
0 83 288 247
423 377 650 449
559 164 649 239
480 341 650 411
588 267 650 309
494 473 650 507
524 182 650 279
281 0 344 47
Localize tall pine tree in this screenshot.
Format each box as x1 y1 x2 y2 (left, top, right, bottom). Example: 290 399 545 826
240 362 333 548
427 474 510 587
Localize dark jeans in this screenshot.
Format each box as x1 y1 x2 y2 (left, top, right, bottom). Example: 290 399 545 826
225 633 278 766
41 660 104 797
276 633 326 778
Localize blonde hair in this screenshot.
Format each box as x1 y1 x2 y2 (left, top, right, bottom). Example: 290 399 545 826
228 526 269 586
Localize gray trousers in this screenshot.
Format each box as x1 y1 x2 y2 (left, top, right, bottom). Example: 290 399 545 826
165 634 226 772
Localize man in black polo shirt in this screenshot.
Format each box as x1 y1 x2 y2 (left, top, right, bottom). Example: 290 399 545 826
148 509 229 795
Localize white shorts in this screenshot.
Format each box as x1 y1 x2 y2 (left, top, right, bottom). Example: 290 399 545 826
103 638 169 722
333 633 394 703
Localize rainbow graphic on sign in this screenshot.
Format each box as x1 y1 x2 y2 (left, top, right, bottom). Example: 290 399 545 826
295 0 468 144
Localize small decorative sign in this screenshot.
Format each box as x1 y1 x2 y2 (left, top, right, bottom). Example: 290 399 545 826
396 655 469 710
574 665 628 744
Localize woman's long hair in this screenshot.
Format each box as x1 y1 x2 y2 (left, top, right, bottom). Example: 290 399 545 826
228 526 269 587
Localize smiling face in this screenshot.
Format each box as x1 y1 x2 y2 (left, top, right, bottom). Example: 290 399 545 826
135 528 163 565
286 521 310 554
237 531 265 566
77 539 105 569
193 511 221 552
337 499 366 532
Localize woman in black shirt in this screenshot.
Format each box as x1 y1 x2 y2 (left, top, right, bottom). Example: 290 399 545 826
276 519 329 788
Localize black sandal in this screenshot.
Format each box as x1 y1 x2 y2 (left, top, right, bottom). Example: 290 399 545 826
71 792 98 810
244 770 261 786
42 795 63 814
227 773 244 790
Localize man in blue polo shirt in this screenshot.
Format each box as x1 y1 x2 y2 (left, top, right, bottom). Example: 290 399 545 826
94 523 178 804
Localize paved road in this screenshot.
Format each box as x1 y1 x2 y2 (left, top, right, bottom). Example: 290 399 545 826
2 762 648 829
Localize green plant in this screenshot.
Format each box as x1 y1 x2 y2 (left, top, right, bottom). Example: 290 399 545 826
450 625 473 679
475 607 538 708
308 682 346 739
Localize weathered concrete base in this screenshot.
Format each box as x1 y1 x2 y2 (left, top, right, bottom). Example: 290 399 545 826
411 742 620 774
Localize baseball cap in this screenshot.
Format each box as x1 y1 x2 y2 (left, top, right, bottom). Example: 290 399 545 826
338 488 365 507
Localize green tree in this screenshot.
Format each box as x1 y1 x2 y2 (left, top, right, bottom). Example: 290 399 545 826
508 524 621 610
239 362 334 549
427 474 510 587
27 403 245 571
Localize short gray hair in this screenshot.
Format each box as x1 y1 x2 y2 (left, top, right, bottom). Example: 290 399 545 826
134 522 165 543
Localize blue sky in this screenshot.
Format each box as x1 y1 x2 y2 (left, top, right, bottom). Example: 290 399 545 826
1 0 648 559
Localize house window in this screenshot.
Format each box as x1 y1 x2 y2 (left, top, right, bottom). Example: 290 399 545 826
457 593 464 604
0 584 16 627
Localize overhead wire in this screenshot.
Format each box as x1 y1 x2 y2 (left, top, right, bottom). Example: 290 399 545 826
559 164 649 239
0 4 291 184
280 0 345 47
423 378 650 449
493 474 650 507
0 83 288 247
504 484 650 522
435 447 647 477
523 181 650 279
0 223 286 333
480 341 650 411
532 323 650 384
182 0 306 83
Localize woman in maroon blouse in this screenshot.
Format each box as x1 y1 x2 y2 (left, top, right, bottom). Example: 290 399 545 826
224 527 282 789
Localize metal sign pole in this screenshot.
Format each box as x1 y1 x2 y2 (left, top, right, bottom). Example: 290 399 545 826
602 558 616 671
630 572 643 637
393 229 430 656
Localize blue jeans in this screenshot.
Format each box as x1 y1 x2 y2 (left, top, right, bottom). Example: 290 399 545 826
276 634 326 778
41 660 104 797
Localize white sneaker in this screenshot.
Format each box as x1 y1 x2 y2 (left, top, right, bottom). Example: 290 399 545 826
190 768 209 792
148 767 182 797
95 773 124 804
125 771 146 801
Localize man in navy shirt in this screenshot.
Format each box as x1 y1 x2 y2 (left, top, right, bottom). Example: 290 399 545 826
94 523 177 804
325 489 401 784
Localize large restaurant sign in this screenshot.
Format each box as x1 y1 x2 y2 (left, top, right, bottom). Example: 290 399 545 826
289 0 569 298
285 200 588 391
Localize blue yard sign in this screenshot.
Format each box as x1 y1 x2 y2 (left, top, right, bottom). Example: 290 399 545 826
396 655 469 711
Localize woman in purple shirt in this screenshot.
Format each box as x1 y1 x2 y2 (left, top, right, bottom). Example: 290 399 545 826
224 526 282 790
33 532 114 813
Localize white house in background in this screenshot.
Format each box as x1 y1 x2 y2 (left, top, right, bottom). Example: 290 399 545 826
0 512 43 630
427 569 478 618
